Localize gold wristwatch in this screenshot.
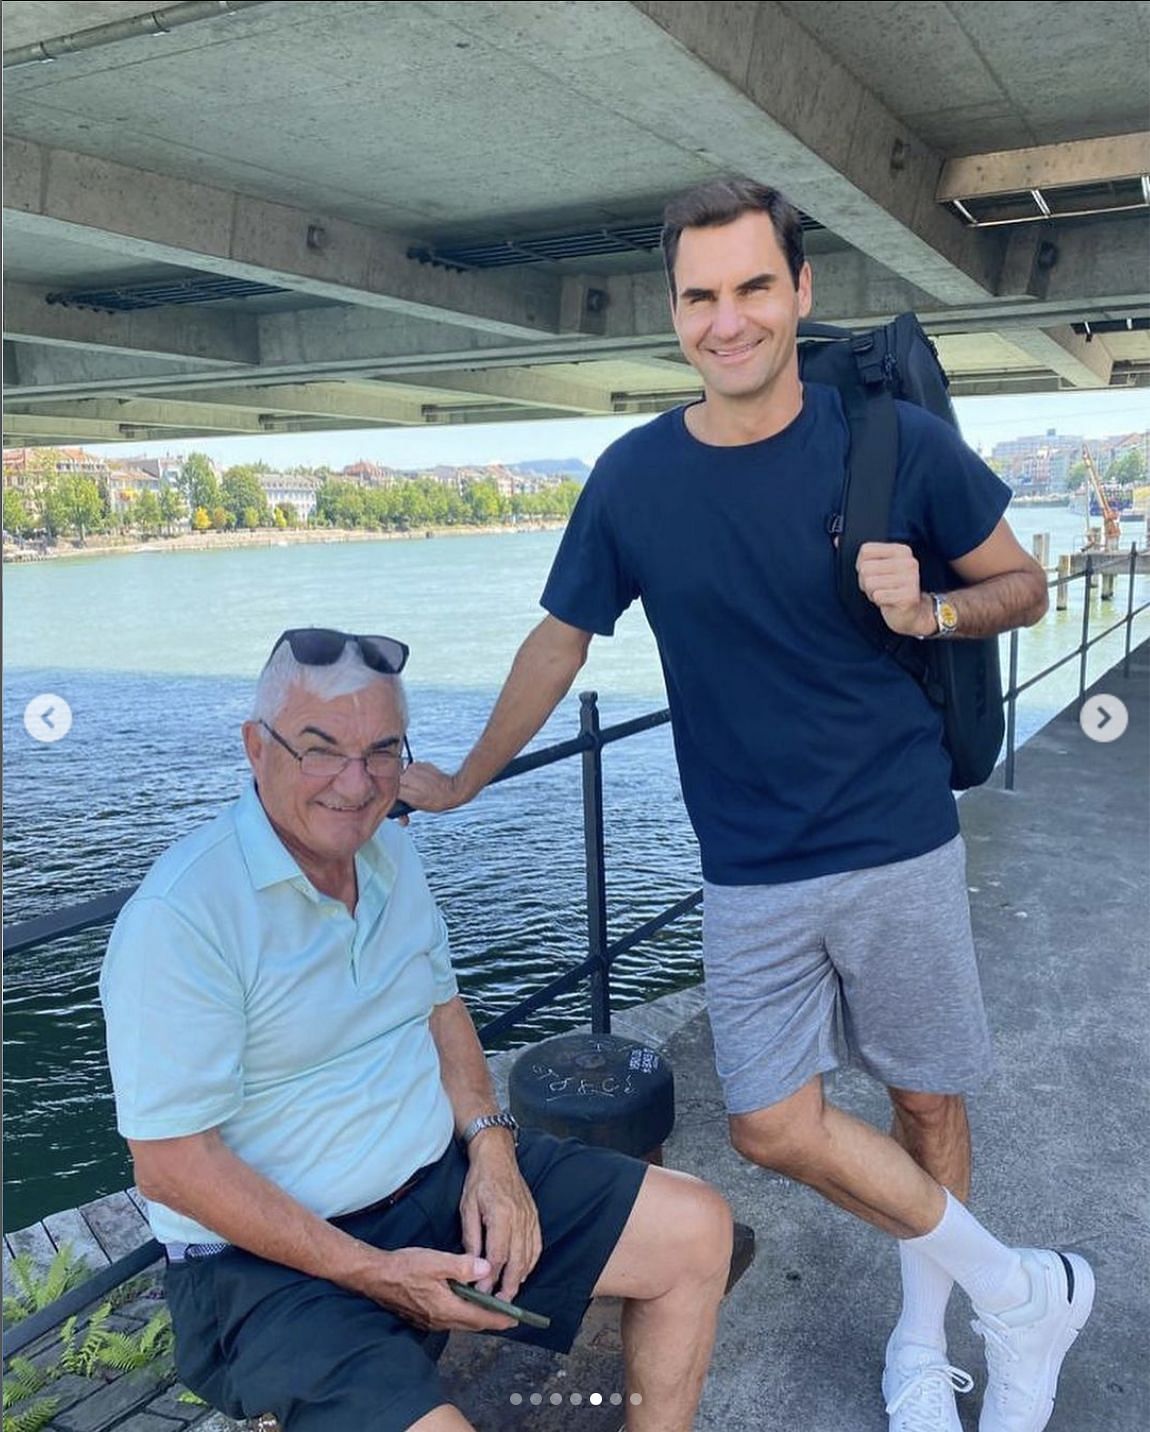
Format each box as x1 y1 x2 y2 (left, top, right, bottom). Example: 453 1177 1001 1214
929 592 959 638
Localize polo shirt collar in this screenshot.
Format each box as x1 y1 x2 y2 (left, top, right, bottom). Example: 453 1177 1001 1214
233 783 306 892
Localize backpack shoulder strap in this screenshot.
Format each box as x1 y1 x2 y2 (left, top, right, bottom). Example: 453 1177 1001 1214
836 383 906 657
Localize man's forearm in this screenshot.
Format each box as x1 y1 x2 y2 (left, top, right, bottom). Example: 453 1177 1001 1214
940 567 1048 639
131 1133 379 1293
454 616 590 800
430 996 506 1142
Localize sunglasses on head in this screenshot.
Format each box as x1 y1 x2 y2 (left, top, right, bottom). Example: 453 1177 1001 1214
272 628 409 675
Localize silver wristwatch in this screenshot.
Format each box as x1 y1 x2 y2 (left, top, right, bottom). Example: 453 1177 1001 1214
460 1112 520 1146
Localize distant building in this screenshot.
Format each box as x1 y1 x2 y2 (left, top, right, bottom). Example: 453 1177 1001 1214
3 446 111 491
129 454 184 488
106 463 163 514
341 460 396 488
259 472 320 522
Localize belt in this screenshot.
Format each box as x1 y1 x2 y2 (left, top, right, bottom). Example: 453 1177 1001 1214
332 1167 427 1222
165 1167 430 1263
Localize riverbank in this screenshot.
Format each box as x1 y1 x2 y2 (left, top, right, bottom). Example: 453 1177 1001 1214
1 519 567 563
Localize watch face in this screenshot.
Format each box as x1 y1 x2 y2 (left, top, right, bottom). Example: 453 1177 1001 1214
938 599 959 632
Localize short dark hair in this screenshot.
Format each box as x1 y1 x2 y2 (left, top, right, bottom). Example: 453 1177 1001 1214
662 179 806 297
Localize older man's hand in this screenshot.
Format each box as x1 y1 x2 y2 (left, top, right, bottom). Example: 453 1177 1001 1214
856 541 936 638
399 760 470 813
460 1133 542 1303
358 1247 518 1332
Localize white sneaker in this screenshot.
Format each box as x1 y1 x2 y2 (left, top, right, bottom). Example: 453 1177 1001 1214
883 1343 974 1432
973 1248 1095 1432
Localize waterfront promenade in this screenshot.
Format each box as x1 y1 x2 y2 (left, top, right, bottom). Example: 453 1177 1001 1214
4 642 1146 1431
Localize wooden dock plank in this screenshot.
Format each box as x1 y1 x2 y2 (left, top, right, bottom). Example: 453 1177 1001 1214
42 1207 113 1271
5 1221 59 1275
79 1190 152 1260
125 1186 150 1221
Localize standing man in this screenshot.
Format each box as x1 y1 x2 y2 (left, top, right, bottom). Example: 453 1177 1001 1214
400 180 1093 1432
100 629 733 1432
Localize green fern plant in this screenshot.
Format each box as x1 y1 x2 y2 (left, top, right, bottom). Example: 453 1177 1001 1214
2 1398 59 1432
58 1303 112 1378
88 1309 173 1374
2 1359 58 1432
58 1303 174 1379
2 1243 90 1326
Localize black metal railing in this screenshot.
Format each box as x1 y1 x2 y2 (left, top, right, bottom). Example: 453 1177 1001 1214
2 696 693 1045
1001 544 1149 790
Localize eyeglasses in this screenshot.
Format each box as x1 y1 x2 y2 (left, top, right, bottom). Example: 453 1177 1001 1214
272 628 409 675
260 721 413 781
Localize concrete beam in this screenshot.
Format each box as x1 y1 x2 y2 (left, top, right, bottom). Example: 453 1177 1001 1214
939 133 1150 200
626 0 1001 304
2 412 165 442
3 136 562 339
6 397 281 434
7 342 238 392
386 366 616 414
151 382 428 425
2 283 259 366
1000 328 1115 388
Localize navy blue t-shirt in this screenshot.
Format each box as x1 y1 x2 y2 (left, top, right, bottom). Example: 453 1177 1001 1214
541 383 1011 886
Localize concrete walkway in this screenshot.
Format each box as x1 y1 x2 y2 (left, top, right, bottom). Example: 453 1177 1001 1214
666 642 1148 1432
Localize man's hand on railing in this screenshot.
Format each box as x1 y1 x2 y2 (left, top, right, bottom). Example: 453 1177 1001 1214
400 760 472 813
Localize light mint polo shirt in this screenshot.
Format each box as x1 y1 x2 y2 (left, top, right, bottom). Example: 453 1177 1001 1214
100 784 458 1246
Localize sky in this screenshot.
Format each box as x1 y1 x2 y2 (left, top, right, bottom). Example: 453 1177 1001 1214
89 386 1149 475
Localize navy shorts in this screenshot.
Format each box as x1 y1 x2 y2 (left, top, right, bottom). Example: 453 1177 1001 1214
165 1130 648 1431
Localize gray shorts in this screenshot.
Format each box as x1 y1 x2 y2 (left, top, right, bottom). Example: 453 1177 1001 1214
702 835 992 1114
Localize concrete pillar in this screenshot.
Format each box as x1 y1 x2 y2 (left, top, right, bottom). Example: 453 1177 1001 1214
1031 532 1051 568
1056 554 1072 611
1101 567 1116 601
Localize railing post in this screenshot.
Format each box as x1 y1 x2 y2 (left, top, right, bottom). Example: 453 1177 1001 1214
1124 543 1137 678
1078 556 1093 707
1004 629 1019 791
579 691 611 1034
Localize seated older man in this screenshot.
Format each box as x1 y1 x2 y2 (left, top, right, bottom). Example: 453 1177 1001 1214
100 628 732 1432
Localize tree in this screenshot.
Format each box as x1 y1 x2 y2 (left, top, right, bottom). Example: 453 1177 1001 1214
1064 459 1089 493
221 466 270 528
1107 449 1146 487
180 452 222 513
51 474 106 544
210 505 233 531
3 487 34 538
192 505 212 532
159 485 186 536
134 490 162 535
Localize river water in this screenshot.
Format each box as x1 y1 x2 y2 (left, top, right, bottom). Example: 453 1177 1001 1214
3 508 1146 1232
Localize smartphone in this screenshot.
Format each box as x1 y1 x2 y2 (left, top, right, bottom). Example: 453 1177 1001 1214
448 1279 551 1330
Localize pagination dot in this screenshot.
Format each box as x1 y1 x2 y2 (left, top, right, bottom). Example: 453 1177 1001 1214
570 1392 583 1405
589 1392 603 1405
509 1393 522 1405
550 1393 563 1405
629 1392 644 1405
609 1392 623 1406
530 1392 543 1405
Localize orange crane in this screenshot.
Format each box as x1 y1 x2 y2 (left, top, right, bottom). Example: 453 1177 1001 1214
1081 445 1122 550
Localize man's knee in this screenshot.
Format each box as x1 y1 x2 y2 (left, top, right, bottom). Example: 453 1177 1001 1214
728 1080 825 1173
597 1167 732 1301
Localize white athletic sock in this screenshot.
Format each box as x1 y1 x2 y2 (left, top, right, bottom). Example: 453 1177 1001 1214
905 1191 1029 1314
888 1239 953 1356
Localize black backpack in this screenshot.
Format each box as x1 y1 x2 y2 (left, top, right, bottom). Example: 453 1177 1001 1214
797 313 1004 790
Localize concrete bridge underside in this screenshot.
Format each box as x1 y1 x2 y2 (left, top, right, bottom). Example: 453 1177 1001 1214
3 0 1149 448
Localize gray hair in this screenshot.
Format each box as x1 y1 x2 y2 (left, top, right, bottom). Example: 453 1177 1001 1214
251 639 408 727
